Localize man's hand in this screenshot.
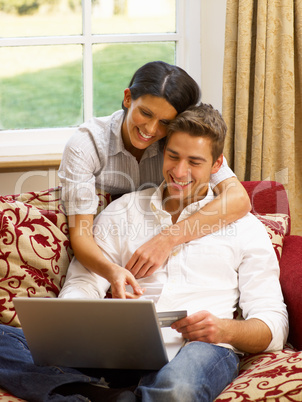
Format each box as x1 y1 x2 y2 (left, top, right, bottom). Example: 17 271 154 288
171 311 273 353
125 231 176 278
106 264 145 299
171 311 225 344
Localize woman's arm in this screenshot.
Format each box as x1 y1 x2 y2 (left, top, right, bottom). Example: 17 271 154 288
68 214 143 298
126 177 251 278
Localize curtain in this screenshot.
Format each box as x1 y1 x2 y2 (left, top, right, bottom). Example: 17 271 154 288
223 0 302 235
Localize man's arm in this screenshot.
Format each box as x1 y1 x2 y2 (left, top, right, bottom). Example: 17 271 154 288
171 311 272 354
172 215 289 354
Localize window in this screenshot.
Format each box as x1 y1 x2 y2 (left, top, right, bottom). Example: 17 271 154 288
0 0 202 164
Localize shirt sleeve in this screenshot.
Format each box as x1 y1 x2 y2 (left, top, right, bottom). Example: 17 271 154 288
58 128 103 216
58 257 110 299
210 155 236 188
93 196 129 266
237 215 289 352
59 194 132 300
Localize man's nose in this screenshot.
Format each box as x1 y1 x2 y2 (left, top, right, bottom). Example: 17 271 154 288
173 160 188 178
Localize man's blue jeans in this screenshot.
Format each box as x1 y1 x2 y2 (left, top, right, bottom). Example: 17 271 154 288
134 341 240 402
0 324 239 402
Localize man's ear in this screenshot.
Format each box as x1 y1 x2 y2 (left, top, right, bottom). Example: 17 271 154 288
123 88 132 109
211 154 223 174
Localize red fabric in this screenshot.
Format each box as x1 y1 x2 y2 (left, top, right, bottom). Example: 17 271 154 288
242 181 291 234
280 235 302 350
242 181 302 349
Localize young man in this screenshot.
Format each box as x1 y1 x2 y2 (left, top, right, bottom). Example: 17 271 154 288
58 104 288 401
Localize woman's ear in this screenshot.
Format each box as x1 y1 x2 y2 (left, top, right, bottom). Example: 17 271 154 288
123 88 132 109
211 154 224 174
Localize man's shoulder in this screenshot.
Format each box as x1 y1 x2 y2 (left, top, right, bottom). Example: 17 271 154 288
231 212 272 245
116 186 156 203
236 212 265 228
98 187 157 217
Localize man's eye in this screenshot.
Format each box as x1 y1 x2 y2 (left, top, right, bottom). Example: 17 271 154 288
141 110 151 117
160 120 170 126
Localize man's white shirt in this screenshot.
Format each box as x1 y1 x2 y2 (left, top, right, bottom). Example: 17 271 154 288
59 183 288 353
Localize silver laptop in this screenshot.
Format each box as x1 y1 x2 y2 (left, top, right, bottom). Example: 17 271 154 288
13 297 186 370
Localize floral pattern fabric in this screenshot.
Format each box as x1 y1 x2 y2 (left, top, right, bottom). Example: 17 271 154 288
256 213 289 261
215 345 302 401
0 187 110 327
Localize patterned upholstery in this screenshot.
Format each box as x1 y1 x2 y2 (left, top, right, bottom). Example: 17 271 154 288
0 182 301 401
0 187 111 327
215 345 302 401
256 213 289 261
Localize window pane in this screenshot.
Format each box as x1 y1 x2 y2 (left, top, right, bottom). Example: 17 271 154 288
0 0 82 37
93 42 175 117
0 45 83 130
92 0 176 34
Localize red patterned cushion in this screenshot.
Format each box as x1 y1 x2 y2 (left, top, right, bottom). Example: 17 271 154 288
0 187 111 327
256 214 289 261
215 345 302 401
0 390 25 401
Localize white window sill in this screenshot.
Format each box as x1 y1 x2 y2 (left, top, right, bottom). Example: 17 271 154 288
0 127 75 171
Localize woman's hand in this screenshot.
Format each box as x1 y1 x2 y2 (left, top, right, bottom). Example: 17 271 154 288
68 214 144 299
106 264 145 299
125 230 176 278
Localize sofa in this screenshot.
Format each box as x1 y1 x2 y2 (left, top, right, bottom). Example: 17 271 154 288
0 181 302 401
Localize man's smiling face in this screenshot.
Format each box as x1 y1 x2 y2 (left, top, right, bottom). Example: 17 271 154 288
163 131 223 210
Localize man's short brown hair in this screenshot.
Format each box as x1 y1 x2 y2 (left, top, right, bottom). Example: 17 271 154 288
166 103 227 163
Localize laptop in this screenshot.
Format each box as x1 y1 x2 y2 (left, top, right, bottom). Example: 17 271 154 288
13 297 187 370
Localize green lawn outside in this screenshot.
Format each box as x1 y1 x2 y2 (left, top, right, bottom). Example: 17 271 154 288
0 42 175 130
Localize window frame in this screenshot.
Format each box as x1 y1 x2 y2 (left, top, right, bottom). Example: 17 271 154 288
0 0 201 166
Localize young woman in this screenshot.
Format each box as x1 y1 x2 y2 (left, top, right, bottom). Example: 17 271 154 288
58 61 250 298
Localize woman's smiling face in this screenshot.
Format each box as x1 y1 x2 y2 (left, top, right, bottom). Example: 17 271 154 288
121 89 178 155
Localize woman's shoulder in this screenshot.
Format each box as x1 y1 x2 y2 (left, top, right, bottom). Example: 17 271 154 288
64 110 124 152
79 110 124 138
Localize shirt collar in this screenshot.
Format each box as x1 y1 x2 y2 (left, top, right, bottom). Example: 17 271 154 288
150 181 215 222
108 110 126 156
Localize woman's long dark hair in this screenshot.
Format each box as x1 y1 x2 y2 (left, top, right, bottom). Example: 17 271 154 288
122 61 201 114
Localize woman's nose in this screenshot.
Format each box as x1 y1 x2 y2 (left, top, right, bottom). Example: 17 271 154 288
145 119 158 135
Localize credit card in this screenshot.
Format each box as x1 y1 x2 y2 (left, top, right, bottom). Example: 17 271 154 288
157 310 187 327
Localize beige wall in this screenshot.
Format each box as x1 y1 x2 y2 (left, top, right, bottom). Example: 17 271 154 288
1 169 60 196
